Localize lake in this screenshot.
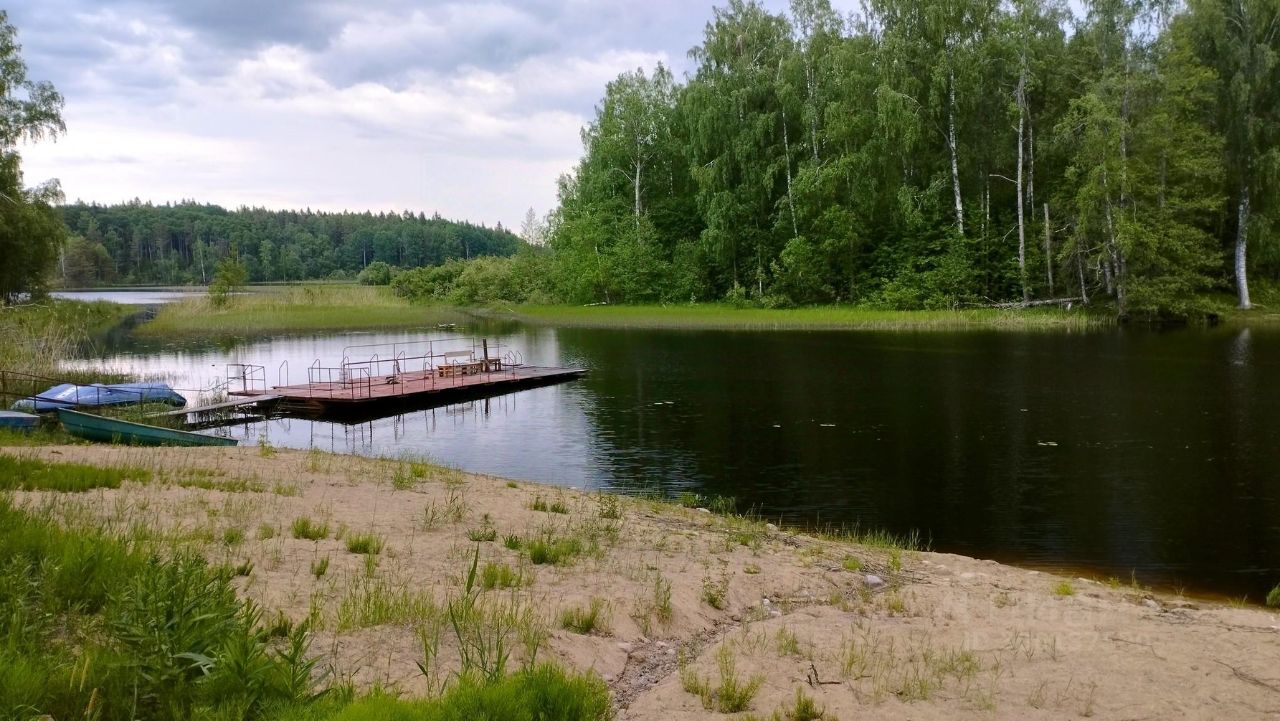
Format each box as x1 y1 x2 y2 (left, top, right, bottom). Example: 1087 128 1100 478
70 313 1280 600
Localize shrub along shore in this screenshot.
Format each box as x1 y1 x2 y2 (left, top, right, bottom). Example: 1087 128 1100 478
1 442 1278 720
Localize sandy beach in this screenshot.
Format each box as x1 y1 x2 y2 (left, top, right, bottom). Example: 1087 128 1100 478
8 444 1280 720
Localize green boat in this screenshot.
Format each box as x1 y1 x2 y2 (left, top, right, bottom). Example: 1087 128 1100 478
57 408 238 447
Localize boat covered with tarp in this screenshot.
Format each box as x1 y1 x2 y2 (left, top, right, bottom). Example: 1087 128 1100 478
11 382 187 412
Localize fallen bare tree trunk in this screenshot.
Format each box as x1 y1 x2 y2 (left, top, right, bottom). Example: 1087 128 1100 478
989 297 1085 309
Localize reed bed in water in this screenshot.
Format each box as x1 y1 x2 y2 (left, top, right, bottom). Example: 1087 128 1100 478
0 300 132 383
507 303 1110 331
138 284 469 337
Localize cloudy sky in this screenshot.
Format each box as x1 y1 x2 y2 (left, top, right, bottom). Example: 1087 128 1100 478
11 0 858 230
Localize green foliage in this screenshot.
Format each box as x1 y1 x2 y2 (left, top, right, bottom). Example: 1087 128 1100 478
209 251 249 307
356 260 396 286
0 453 150 491
320 664 610 721
521 0 1272 316
0 499 323 721
0 12 66 304
1266 583 1280 609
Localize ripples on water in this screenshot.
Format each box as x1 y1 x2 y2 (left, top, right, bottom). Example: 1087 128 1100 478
66 313 1280 600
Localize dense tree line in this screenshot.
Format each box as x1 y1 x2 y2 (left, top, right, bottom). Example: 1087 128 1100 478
57 201 522 287
534 0 1279 315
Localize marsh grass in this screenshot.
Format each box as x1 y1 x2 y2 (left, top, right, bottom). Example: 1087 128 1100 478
139 284 467 337
0 453 151 492
513 303 1107 332
0 300 130 380
810 524 922 552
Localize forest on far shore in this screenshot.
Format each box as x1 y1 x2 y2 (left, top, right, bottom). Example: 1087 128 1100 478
55 201 521 287
51 0 1280 318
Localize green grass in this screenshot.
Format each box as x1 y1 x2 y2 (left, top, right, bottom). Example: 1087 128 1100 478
345 532 385 555
1266 583 1280 609
137 284 468 337
680 645 764 713
559 598 609 635
292 516 331 541
0 453 151 492
525 535 585 566
312 664 610 721
0 498 321 721
1053 580 1076 597
508 303 1108 331
467 526 498 542
480 562 523 590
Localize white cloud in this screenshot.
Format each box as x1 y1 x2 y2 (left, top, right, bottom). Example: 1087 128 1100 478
10 0 859 227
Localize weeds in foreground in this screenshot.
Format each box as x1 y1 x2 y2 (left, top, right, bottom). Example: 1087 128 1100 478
310 556 330 579
681 645 764 713
447 547 547 684
481 562 524 590
0 499 324 720
745 688 836 721
560 598 610 635
702 572 731 610
1053 581 1075 597
334 664 609 720
467 525 498 543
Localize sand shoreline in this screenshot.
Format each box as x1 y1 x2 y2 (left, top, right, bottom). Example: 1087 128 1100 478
7 444 1280 720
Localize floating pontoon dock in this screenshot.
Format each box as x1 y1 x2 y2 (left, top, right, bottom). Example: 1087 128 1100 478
225 338 584 419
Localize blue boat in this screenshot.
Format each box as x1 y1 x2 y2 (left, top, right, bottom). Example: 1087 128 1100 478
11 383 187 413
0 410 39 432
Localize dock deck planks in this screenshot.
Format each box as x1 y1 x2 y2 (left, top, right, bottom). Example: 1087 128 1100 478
230 365 584 413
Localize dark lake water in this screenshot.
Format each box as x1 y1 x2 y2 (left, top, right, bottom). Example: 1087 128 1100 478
70 317 1280 600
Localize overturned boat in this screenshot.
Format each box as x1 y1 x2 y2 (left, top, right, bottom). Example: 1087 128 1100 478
11 382 186 413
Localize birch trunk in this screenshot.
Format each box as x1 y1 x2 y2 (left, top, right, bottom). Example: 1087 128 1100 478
634 159 643 229
1043 203 1053 297
1027 119 1035 215
948 70 965 236
1076 237 1089 304
1015 63 1029 304
1236 185 1252 309
782 108 799 238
